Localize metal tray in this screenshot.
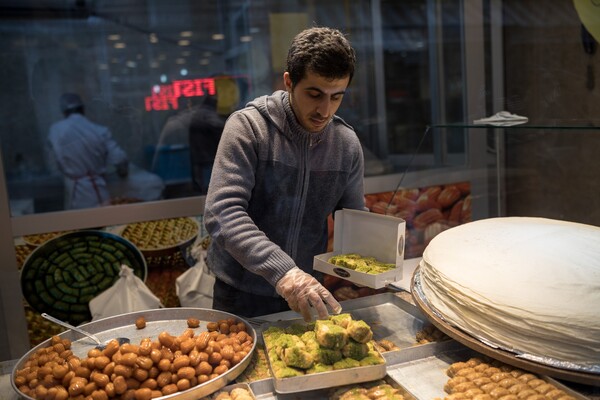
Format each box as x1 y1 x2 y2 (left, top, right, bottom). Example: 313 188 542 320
262 318 387 394
247 342 590 400
385 344 590 400
254 293 442 394
11 308 257 400
248 374 417 400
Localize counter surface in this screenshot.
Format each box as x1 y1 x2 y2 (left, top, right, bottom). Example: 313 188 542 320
3 292 599 400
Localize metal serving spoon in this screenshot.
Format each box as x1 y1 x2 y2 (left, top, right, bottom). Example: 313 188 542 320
41 313 130 350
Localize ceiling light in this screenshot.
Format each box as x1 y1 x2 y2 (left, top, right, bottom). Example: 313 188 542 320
180 31 193 37
114 42 126 49
200 59 210 65
180 68 188 76
160 74 167 83
240 35 252 43
212 33 225 40
176 58 186 64
149 33 158 44
178 40 191 46
108 34 121 41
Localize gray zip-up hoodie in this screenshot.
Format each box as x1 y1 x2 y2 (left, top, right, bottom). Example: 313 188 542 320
204 90 366 297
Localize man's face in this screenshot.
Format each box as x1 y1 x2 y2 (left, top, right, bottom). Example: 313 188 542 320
284 70 350 133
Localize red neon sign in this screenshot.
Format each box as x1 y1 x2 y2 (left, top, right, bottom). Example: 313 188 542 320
144 78 216 112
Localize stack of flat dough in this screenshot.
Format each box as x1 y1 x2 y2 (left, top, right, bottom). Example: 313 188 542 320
419 217 600 368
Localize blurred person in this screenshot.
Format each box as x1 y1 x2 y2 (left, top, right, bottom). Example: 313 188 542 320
48 93 128 209
204 27 367 322
188 94 225 194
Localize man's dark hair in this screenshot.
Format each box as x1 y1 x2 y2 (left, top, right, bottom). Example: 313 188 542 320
60 93 85 116
286 27 356 87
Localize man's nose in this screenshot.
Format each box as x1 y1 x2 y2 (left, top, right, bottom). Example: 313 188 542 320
316 98 332 117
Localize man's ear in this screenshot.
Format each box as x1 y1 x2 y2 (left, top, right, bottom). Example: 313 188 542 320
283 72 293 92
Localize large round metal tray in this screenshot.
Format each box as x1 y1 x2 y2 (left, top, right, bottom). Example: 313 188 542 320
20 230 147 325
11 307 257 399
118 217 199 257
411 266 600 387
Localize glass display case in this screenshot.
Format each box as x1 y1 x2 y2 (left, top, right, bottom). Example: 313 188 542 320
1 1 599 380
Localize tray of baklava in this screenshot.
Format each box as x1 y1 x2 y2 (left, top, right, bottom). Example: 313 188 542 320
244 293 452 394
254 293 451 356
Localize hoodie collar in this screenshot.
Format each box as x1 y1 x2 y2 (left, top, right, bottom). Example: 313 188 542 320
249 90 329 146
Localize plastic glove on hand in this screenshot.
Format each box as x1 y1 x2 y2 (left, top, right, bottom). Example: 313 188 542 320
275 266 342 322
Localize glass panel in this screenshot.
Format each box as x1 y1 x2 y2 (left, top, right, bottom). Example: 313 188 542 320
0 0 466 217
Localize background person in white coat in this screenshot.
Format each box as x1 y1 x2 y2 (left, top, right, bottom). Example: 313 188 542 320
48 93 129 209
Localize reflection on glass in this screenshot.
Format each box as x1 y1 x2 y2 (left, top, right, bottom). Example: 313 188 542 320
47 92 131 209
1 0 467 216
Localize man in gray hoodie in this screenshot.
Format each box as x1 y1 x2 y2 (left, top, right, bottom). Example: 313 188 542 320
204 27 366 322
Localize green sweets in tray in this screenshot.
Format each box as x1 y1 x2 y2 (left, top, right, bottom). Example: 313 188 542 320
263 314 384 379
328 253 396 274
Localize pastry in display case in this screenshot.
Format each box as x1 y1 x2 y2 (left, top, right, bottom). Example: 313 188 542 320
262 314 386 393
117 216 201 308
12 308 257 400
20 230 146 326
119 216 199 267
314 209 405 289
412 216 600 385
365 182 471 259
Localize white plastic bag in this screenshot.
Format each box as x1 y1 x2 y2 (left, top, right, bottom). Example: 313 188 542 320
176 242 215 308
89 264 163 320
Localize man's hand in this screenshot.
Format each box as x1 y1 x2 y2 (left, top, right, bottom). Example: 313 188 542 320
275 266 342 322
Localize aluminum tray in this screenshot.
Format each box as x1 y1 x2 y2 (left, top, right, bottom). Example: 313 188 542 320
247 342 590 400
386 345 590 400
249 374 417 400
262 318 387 394
11 308 257 400
254 293 444 394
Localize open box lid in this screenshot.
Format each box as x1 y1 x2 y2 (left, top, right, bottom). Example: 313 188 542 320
333 208 405 265
314 209 406 289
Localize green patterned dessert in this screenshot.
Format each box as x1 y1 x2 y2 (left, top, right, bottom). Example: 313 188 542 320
263 314 384 379
328 253 396 274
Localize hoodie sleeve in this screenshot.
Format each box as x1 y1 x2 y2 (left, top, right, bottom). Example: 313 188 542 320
203 110 296 287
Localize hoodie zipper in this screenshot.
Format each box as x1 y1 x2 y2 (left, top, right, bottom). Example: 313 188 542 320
286 136 312 260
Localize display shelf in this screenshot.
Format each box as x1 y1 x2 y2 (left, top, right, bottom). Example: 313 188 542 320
431 120 600 130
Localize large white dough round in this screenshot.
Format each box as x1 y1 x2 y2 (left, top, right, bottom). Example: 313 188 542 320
420 216 600 367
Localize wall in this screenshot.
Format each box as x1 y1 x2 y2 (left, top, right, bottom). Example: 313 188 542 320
503 0 600 226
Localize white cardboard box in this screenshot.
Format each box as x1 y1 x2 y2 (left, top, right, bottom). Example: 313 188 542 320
313 209 405 289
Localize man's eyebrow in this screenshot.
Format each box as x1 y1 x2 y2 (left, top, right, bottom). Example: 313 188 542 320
304 86 346 96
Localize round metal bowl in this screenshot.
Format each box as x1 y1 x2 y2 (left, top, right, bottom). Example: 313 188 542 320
20 230 147 325
11 307 258 400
